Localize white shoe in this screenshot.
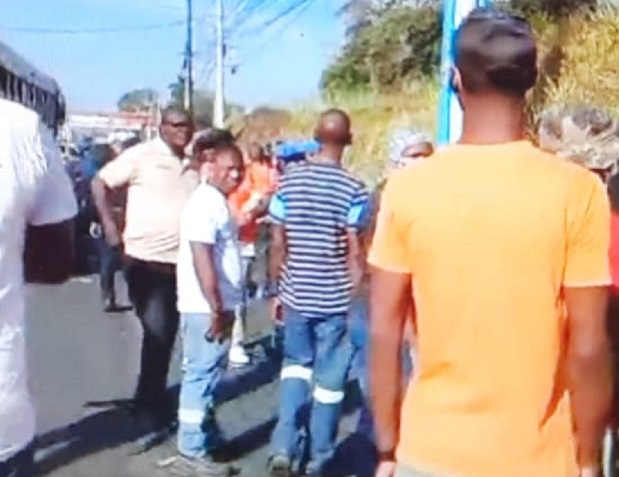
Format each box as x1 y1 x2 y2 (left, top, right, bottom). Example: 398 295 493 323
228 345 250 367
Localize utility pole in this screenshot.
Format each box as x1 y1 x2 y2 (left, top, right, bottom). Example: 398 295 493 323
213 0 225 127
184 0 194 114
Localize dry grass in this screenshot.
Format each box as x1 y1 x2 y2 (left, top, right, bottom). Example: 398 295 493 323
285 82 439 185
278 9 619 184
542 8 619 114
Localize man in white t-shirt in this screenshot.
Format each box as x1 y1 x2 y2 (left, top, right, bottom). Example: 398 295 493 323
0 99 77 477
171 143 244 476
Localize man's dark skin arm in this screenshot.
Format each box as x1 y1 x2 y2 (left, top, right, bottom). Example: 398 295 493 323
564 286 613 470
24 220 75 284
268 224 286 283
91 177 121 247
347 230 364 292
369 267 411 459
268 224 287 322
190 242 230 341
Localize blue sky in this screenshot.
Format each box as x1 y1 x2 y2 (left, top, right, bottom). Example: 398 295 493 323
0 0 346 112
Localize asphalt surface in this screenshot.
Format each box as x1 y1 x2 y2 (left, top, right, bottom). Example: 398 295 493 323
25 275 373 477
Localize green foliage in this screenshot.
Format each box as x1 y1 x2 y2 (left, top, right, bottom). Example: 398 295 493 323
511 0 597 17
321 3 441 96
117 88 158 112
167 77 244 128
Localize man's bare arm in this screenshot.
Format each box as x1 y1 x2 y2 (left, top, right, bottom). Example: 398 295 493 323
190 242 223 313
91 177 121 246
347 230 364 291
24 220 75 284
370 266 411 458
565 285 612 468
268 224 286 283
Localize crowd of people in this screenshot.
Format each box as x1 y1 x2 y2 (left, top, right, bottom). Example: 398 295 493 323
3 6 619 477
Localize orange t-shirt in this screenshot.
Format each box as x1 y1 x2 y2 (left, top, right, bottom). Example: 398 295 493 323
368 141 611 477
228 162 277 245
247 161 277 195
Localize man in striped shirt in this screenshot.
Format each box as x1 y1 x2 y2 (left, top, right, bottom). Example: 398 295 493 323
266 109 369 477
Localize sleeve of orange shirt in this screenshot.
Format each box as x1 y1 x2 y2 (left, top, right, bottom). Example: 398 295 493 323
228 179 252 221
563 170 612 288
367 176 412 274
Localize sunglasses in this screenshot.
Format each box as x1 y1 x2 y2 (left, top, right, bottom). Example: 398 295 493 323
163 120 193 128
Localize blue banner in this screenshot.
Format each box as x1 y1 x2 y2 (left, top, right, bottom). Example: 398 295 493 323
437 0 491 146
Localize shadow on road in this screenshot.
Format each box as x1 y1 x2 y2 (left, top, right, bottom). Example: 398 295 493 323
33 336 281 476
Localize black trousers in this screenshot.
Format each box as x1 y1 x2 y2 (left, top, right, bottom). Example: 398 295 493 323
125 258 179 425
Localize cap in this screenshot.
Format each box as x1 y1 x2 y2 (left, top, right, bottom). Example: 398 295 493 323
455 8 537 95
387 127 432 170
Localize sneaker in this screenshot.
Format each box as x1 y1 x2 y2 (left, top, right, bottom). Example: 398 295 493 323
228 346 250 368
103 296 118 313
268 455 291 477
157 455 239 476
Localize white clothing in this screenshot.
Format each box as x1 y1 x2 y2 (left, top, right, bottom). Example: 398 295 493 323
177 183 242 313
0 99 77 461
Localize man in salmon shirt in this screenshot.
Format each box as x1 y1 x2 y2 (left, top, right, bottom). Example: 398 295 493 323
227 143 275 367
369 8 612 477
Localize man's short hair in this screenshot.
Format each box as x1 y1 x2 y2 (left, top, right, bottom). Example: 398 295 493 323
455 8 538 97
193 128 235 156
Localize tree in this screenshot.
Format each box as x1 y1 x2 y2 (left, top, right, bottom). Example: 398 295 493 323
167 78 244 128
117 88 158 112
322 3 441 95
511 0 597 16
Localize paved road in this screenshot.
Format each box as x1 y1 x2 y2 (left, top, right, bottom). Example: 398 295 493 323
25 276 372 477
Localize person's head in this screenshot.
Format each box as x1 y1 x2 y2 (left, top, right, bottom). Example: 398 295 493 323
208 144 245 196
248 143 266 164
386 128 433 175
192 128 235 162
453 8 537 141
159 107 194 156
314 109 353 159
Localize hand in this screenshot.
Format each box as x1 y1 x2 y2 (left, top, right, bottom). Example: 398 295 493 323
270 297 283 324
102 221 121 248
349 263 364 296
374 461 397 477
205 310 233 343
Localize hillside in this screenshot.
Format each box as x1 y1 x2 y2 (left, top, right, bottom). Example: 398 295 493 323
234 5 619 185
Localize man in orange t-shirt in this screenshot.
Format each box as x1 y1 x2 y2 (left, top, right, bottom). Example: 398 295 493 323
369 8 612 477
226 143 275 367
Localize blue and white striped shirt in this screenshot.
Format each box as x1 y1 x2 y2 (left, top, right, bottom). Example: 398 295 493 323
268 162 369 316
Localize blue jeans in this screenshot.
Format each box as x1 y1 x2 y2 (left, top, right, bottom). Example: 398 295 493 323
348 297 374 438
348 297 415 440
271 306 352 474
177 312 230 458
96 237 122 300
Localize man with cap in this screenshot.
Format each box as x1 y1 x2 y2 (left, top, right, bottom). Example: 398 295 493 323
348 127 432 458
369 8 611 477
266 109 369 477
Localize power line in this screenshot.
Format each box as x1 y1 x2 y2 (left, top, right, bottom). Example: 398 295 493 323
0 20 184 35
234 0 316 66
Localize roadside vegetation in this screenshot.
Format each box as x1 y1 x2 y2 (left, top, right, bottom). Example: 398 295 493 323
277 0 619 183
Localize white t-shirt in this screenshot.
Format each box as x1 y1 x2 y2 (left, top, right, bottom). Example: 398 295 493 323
177 183 242 313
0 99 78 461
